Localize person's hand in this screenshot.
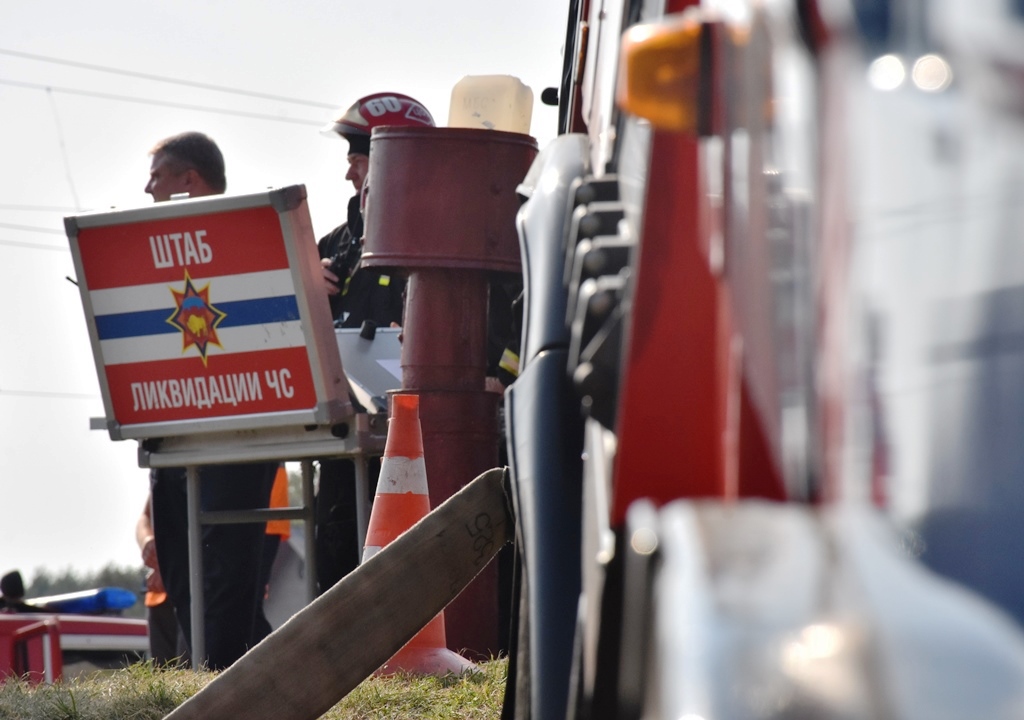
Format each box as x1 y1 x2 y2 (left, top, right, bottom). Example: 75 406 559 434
141 536 159 570
145 566 165 594
321 257 341 296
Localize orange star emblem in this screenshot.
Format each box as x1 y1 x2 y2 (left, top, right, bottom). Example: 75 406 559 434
166 271 227 365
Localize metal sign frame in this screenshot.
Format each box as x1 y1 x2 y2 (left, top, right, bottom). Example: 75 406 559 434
65 185 351 441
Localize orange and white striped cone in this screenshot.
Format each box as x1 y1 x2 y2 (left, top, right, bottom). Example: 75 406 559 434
363 392 478 676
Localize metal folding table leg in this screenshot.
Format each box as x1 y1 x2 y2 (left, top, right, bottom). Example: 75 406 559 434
186 465 206 666
186 459 322 664
354 455 370 555
301 459 317 602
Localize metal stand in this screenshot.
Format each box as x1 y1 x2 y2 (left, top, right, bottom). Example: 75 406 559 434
300 459 317 603
148 416 388 668
183 460 327 665
186 465 204 663
354 458 370 552
133 329 398 667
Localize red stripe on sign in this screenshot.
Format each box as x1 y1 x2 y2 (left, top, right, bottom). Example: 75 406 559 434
77 206 290 290
104 346 318 425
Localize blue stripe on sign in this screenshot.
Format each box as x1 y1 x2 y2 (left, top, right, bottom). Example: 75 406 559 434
218 296 301 328
94 295 300 340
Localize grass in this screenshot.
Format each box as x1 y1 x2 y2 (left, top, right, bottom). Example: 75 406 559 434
0 657 508 720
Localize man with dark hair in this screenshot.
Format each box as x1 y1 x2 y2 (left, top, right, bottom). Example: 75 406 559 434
145 131 227 200
143 131 277 669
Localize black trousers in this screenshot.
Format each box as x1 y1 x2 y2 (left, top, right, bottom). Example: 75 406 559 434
315 458 382 593
146 598 188 666
151 462 276 670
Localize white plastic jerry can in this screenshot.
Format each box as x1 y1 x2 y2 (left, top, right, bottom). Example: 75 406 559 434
447 75 534 135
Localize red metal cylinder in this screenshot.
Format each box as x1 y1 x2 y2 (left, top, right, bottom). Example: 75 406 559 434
362 126 536 272
367 126 537 659
415 388 500 657
402 269 488 391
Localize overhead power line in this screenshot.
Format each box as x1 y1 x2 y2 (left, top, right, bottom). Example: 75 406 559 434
0 388 98 400
0 238 68 252
0 203 81 213
0 78 325 127
0 221 64 234
48 87 83 211
0 47 338 110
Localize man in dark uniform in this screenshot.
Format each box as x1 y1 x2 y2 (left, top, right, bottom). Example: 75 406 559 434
144 132 278 670
318 93 435 330
314 93 435 591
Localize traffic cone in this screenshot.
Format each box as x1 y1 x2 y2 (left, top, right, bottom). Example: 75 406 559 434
363 392 478 676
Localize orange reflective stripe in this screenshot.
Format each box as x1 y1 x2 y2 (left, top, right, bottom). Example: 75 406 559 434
364 492 431 548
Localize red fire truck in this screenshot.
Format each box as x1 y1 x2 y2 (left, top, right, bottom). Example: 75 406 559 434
501 0 1024 717
1 588 148 684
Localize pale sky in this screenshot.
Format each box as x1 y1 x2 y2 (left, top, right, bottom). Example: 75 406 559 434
0 0 567 579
